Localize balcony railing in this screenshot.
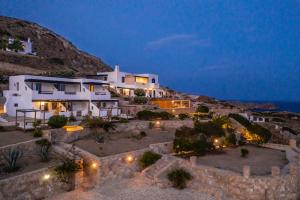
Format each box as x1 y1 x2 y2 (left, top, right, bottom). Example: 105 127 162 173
32 90 88 100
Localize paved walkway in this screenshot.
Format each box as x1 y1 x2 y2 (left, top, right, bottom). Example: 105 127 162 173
48 176 216 200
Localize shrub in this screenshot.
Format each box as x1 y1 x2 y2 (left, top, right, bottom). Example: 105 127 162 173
84 117 115 132
33 119 42 128
48 115 68 128
3 148 23 172
33 128 43 137
194 121 225 138
134 89 146 97
137 110 174 120
48 57 64 65
228 113 252 127
212 115 230 127
140 131 147 137
247 124 271 142
197 105 209 113
178 113 189 120
175 126 199 140
69 113 77 122
55 159 81 184
139 151 162 169
36 139 51 162
224 133 237 146
167 168 192 189
148 122 155 129
241 148 249 157
134 96 148 104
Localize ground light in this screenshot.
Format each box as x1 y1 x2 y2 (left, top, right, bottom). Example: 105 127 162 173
125 155 134 163
43 174 50 181
91 163 97 169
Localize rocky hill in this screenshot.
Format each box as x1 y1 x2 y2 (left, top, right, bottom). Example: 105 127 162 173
0 16 112 79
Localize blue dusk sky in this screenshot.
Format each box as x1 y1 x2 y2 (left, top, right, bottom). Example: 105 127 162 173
0 0 299 101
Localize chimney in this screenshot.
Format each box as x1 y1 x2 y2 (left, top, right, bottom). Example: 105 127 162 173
115 65 120 72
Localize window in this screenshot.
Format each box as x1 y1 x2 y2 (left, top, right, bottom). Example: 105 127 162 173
35 82 42 92
14 103 18 107
122 77 125 83
152 78 156 83
16 82 19 91
89 84 95 92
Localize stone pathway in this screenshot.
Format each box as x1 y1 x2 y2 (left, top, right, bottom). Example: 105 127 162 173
47 176 216 200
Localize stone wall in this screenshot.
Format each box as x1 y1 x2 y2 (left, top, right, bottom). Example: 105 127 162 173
0 163 70 200
113 119 194 133
44 127 92 144
0 138 42 166
149 141 173 154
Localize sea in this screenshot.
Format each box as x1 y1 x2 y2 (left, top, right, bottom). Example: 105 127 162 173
239 101 300 113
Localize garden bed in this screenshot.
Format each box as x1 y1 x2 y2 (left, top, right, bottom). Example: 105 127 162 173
74 129 176 157
196 145 288 175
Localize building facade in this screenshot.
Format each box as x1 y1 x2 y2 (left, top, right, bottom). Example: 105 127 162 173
93 65 165 98
3 75 119 119
6 38 34 55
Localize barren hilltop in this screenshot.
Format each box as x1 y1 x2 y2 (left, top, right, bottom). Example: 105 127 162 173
0 16 112 79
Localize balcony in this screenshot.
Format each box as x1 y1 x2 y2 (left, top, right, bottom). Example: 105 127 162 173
90 90 111 100
32 90 89 101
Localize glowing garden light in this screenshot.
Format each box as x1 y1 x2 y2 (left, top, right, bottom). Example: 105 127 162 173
43 174 50 180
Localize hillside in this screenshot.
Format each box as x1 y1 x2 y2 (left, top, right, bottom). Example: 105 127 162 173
0 16 112 79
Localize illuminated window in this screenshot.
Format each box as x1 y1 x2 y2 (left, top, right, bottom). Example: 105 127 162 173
89 85 95 92
135 77 148 84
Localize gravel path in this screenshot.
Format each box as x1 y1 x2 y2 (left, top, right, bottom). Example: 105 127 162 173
48 176 216 200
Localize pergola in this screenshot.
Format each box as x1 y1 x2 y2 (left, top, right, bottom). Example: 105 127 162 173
15 109 41 131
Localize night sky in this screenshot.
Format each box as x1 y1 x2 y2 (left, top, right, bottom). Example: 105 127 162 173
1 0 299 101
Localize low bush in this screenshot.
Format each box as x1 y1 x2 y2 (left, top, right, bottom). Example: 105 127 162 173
224 133 237 146
55 159 81 184
33 128 43 137
134 96 148 104
134 88 146 97
194 121 225 138
148 122 155 129
84 117 115 132
175 126 199 140
173 137 212 156
167 168 192 189
48 115 68 128
228 113 252 127
36 139 51 162
178 113 189 120
241 148 249 157
140 131 147 137
139 151 162 169
137 110 174 120
3 148 23 172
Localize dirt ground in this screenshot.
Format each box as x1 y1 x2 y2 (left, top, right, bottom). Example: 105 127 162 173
0 130 34 147
197 145 288 175
74 128 176 157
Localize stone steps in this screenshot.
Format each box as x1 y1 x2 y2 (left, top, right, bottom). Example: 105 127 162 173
142 155 177 180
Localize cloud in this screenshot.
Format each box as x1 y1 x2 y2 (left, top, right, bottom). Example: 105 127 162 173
145 34 210 50
196 63 232 72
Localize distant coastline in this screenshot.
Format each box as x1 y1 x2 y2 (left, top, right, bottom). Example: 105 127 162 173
231 100 300 113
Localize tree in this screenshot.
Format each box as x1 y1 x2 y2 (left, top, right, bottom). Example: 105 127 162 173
134 89 146 97
8 38 24 52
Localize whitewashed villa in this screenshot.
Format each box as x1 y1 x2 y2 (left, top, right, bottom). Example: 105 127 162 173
3 75 120 119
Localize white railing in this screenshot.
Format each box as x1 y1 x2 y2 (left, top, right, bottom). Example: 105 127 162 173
32 90 88 101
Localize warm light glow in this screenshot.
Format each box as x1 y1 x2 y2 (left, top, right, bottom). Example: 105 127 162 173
172 109 175 113
41 101 45 106
214 139 218 143
43 174 50 180
171 100 174 103
91 163 97 169
63 125 84 132
126 155 134 163
156 121 160 125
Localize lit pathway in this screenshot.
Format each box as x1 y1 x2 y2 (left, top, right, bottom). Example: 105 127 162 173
47 176 217 200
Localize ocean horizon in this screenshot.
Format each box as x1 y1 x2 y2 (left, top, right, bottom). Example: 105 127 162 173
230 100 300 113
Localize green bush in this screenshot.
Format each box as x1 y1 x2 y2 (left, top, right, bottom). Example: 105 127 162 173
48 57 64 65
197 105 209 113
139 151 162 169
194 121 225 138
178 113 189 120
137 110 174 120
175 126 199 140
224 133 237 146
36 139 51 162
167 168 192 189
33 128 43 137
3 148 23 172
134 88 146 97
228 113 252 127
55 159 81 184
241 148 249 157
247 124 271 142
134 96 148 104
48 115 68 128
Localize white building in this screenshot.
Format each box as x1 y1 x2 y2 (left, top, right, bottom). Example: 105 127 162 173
3 75 120 119
93 65 165 98
6 38 34 55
